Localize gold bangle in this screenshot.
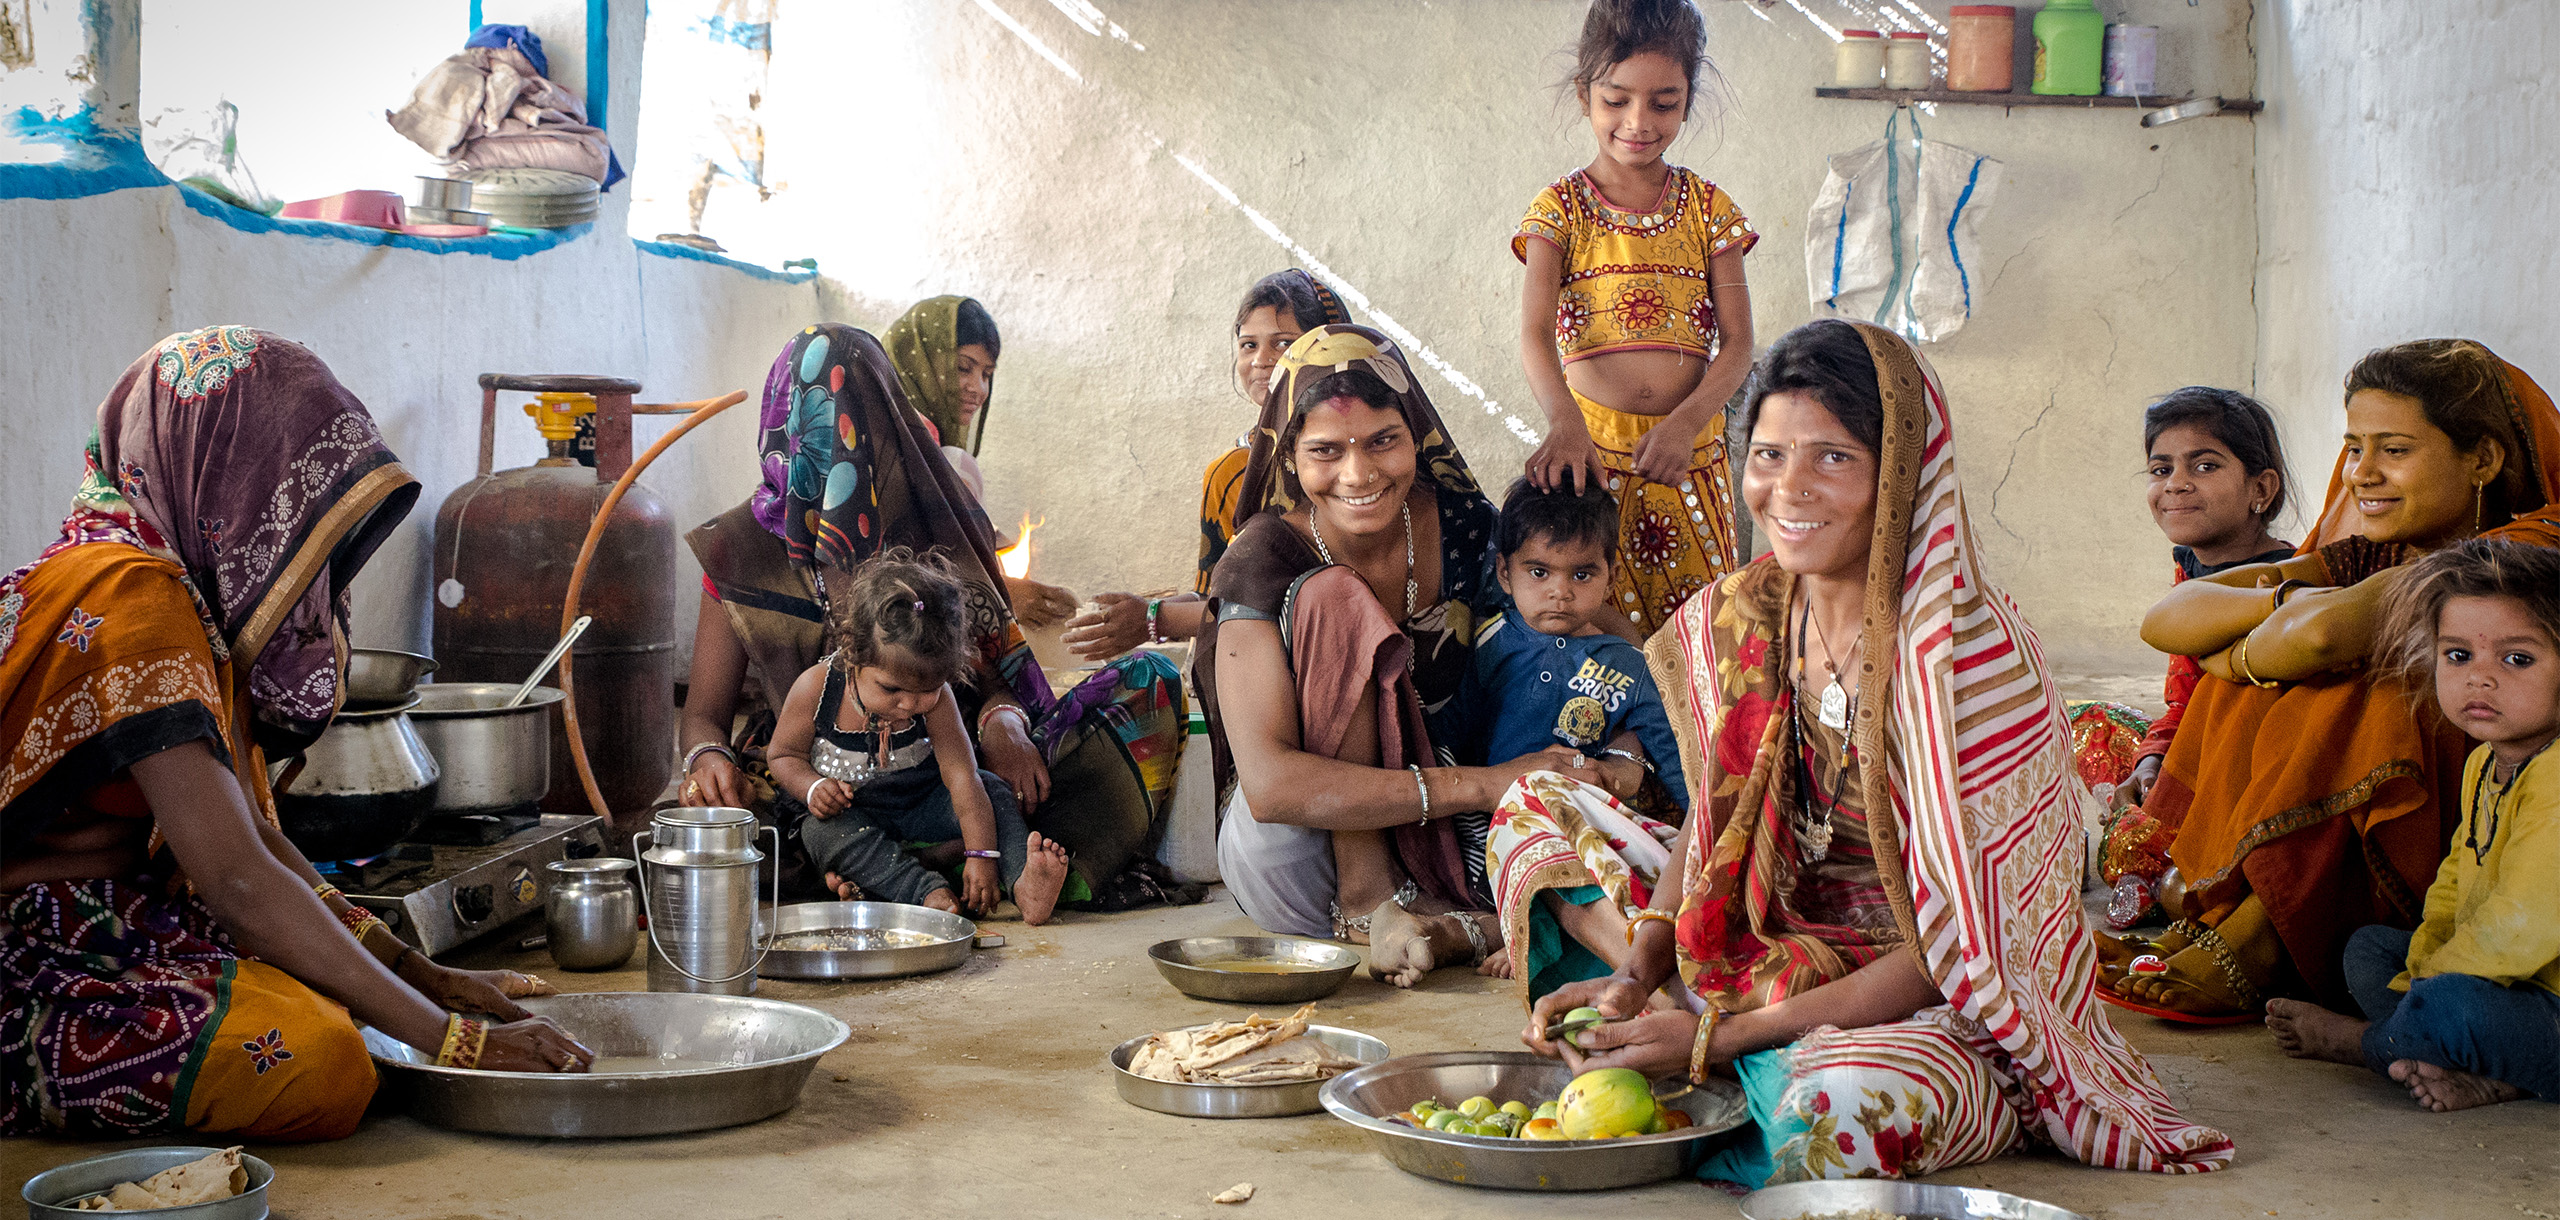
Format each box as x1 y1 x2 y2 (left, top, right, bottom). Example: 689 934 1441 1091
359 919 408 958
2233 637 2278 689
1625 910 1675 945
435 1014 488 1069
1687 1006 1728 1085
312 880 344 901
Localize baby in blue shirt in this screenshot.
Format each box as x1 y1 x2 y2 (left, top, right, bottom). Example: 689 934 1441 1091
1456 478 1687 816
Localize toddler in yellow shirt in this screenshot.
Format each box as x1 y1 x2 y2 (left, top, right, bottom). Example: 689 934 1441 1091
2269 538 2560 1110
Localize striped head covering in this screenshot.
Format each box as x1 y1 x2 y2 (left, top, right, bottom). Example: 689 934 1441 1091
1669 321 2235 1173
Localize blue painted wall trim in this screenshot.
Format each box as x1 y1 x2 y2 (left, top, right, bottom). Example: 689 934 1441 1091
180 185 594 259
632 237 814 283
1 108 167 200
587 0 610 132
469 0 484 32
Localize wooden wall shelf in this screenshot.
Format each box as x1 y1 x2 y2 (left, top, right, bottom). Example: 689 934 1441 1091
1814 87 2262 114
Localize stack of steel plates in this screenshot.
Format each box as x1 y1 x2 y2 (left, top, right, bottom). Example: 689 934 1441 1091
461 167 601 229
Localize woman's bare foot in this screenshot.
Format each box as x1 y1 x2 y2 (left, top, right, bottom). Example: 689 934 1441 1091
2265 998 2367 1065
1477 945 1516 979
2116 941 2250 1016
921 888 962 915
1368 899 1439 988
2391 1060 2527 1112
1013 833 1071 926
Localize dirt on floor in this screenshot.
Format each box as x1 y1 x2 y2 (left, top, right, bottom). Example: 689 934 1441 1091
7 891 2554 1219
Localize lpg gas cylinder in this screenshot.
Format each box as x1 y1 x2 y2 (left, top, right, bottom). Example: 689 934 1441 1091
433 374 675 824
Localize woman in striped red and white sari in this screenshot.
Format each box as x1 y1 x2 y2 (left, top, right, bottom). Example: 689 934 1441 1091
1508 320 2232 1184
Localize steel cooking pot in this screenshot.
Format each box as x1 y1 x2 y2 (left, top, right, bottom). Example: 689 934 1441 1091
407 682 564 813
274 693 441 861
346 647 437 707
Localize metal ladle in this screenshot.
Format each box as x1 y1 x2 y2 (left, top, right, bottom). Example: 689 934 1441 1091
505 615 592 708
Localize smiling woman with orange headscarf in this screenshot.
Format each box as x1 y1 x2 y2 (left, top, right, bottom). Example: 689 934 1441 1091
2103 340 2560 1021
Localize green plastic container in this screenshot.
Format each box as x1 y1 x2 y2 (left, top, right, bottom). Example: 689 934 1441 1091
2032 0 2104 96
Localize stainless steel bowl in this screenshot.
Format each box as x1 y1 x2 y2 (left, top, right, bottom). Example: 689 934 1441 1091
345 647 437 706
761 901 976 980
1110 1024 1388 1118
22 1146 274 1219
1320 1051 1750 1191
407 682 563 812
1148 935 1361 1003
1740 1181 2091 1220
364 991 848 1137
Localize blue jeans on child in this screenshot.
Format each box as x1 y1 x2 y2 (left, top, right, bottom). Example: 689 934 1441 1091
2342 924 2560 1100
794 763 1027 907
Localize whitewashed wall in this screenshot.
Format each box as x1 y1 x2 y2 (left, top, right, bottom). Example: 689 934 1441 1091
749 0 2260 676
2253 0 2560 499
0 0 823 657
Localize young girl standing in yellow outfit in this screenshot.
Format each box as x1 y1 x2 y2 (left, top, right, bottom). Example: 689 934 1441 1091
1516 0 1755 634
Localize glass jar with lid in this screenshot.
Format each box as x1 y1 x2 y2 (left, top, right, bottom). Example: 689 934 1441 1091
1885 31 1933 90
1833 29 1885 88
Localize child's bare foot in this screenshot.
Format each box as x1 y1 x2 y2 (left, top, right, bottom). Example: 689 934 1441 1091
1014 833 1070 926
2265 998 2368 1065
824 871 861 901
2391 1059 2526 1112
1477 945 1516 979
921 888 963 915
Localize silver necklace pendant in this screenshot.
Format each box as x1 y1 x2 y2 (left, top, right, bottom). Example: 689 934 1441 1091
1797 812 1835 862
1817 679 1849 731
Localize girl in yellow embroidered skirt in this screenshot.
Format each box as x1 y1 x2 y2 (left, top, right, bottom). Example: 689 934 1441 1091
1516 0 1757 634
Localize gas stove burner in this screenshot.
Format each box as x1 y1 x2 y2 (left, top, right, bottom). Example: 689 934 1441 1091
318 844 435 891
341 813 608 955
406 807 543 846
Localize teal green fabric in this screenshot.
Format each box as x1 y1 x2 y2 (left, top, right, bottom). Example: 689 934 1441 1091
1525 884 1615 998
1696 1046 1795 1187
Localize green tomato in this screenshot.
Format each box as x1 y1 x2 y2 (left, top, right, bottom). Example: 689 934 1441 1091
1463 1120 1506 1138
1410 1100 1441 1118
1499 1100 1533 1120
1425 1109 1468 1132
1533 1101 1561 1122
1563 1006 1603 1026
1457 1095 1496 1119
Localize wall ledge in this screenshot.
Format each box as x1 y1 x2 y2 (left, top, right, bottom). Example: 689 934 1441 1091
0 108 164 200
177 185 594 260
632 236 815 284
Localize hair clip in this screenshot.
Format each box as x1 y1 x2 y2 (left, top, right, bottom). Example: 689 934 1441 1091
912 599 925 613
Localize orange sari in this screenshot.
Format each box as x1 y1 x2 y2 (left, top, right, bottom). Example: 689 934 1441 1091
2149 353 2560 1006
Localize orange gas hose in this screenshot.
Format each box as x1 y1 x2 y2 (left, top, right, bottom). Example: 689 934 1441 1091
556 390 750 824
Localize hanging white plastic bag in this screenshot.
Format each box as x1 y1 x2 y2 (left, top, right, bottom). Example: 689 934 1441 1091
1805 109 2000 344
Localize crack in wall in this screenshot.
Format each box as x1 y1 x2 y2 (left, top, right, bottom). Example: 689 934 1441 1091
1988 388 2061 543
2114 158 2169 225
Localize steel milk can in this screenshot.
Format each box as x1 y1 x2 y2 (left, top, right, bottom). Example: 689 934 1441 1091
635 806 774 995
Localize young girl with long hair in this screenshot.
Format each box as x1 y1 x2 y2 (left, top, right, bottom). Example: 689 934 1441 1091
1516 0 1755 635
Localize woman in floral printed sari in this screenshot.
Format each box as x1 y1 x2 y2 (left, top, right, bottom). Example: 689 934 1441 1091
1511 320 2232 1184
2 328 591 1142
679 324 1190 912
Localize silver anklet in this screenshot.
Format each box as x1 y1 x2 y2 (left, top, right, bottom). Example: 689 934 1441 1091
1329 880 1422 940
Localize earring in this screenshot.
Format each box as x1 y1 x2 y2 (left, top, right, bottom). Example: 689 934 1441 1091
2250 502 2264 515
2474 481 2486 534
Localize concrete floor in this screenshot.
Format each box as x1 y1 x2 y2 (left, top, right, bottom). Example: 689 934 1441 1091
8 889 2555 1219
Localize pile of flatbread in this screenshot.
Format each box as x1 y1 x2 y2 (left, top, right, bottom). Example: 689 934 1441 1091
73 1147 247 1211
1129 1004 1363 1085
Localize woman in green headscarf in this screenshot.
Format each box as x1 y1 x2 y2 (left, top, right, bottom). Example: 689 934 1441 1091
884 295 1079 629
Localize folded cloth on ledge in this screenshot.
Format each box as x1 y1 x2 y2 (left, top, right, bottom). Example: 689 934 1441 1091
388 45 621 187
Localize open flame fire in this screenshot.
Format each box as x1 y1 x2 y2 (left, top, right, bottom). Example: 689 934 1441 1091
995 514 1041 580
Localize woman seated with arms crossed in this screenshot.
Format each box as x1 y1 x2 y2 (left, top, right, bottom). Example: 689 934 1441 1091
1060 269 1349 661
679 324 1184 911
2 329 590 1142
2103 340 2560 1020
1200 325 1615 987
1517 320 2232 1184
